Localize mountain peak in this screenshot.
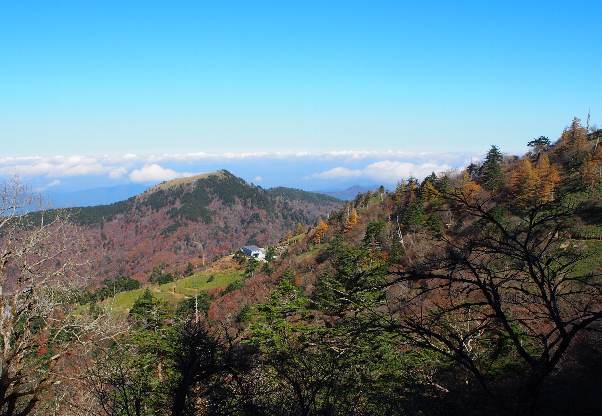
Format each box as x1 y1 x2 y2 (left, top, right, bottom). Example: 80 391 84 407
47 168 341 280
143 170 230 194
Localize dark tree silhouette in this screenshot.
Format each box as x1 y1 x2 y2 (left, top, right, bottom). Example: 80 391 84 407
392 189 602 415
479 145 504 191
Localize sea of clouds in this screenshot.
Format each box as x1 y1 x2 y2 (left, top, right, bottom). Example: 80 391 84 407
0 150 479 195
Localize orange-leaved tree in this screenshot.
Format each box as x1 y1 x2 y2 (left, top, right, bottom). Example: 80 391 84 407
312 219 329 244
535 153 561 201
343 207 359 233
580 145 602 188
511 158 540 205
510 154 561 205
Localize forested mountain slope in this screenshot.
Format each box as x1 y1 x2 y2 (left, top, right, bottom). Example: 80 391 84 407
192 118 602 415
6 119 602 416
35 170 341 281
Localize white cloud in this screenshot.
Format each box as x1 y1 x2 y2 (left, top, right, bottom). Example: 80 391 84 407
363 160 452 182
312 167 363 179
128 164 190 183
312 160 453 183
144 150 472 163
0 151 474 184
0 155 117 178
253 176 263 182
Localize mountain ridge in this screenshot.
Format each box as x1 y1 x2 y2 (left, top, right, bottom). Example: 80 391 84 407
53 170 341 281
318 184 376 200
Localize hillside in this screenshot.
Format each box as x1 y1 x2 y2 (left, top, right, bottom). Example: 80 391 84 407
103 255 244 313
52 170 341 281
10 119 602 416
180 118 602 414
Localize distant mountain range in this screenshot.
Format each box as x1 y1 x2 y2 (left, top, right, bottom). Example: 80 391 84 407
40 183 375 208
45 184 149 208
318 185 376 200
35 170 342 281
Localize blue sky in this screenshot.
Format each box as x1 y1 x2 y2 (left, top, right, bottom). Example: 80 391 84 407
1 1 601 194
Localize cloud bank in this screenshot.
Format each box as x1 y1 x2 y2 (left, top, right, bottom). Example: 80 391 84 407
312 160 454 183
128 164 194 183
0 150 476 189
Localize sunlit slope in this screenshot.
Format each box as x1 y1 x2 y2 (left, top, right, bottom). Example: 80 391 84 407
104 257 243 312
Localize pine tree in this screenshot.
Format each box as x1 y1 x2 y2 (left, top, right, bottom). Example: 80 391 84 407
527 136 551 156
402 200 425 232
421 172 438 188
480 145 504 191
407 178 418 202
466 162 480 179
394 181 405 205
363 220 386 250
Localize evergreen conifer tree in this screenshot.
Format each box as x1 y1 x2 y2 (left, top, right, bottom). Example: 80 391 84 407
479 145 504 191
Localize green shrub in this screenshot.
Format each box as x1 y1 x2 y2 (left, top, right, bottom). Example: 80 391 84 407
223 280 243 294
149 265 174 284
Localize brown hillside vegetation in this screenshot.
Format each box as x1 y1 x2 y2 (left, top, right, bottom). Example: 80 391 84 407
4 119 602 416
186 118 602 416
29 170 342 283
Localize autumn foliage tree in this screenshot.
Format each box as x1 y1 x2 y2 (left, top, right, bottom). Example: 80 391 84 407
510 158 540 205
536 153 561 200
311 219 329 244
343 207 359 232
580 145 602 188
0 179 118 416
556 117 590 173
510 154 561 205
459 171 483 199
421 179 441 202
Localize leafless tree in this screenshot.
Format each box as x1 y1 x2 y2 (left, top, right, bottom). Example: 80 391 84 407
0 178 121 416
390 189 602 415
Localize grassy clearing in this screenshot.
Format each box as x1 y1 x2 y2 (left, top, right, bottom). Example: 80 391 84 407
296 243 326 260
287 233 305 244
573 224 602 240
573 240 602 277
104 267 243 313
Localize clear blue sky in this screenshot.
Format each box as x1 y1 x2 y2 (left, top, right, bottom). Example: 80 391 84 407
2 0 601 156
